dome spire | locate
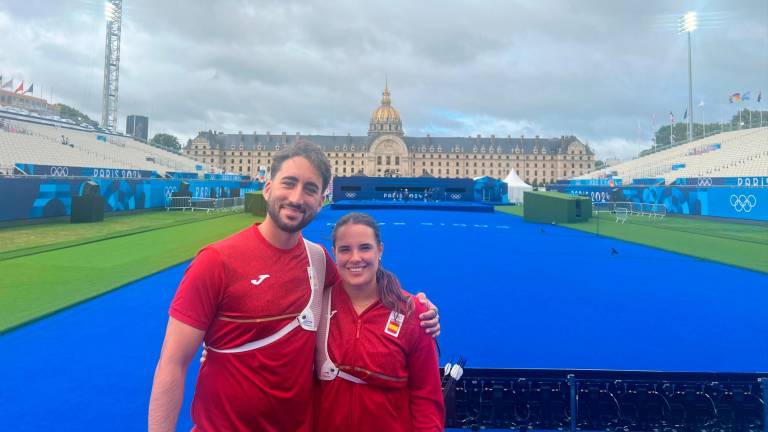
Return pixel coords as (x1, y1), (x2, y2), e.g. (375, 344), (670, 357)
(381, 75), (391, 106)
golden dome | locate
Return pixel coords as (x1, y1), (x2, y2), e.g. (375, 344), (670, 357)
(371, 84), (401, 122)
(369, 82), (403, 136)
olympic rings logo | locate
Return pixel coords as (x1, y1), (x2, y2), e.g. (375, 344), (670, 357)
(344, 192), (357, 198)
(49, 166), (69, 176)
(164, 186), (177, 198)
(729, 194), (757, 213)
(697, 177), (712, 186)
(449, 193), (461, 200)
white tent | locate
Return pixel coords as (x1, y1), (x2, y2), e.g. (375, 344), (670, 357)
(503, 169), (533, 204)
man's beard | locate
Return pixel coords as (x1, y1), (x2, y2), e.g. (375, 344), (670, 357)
(266, 199), (317, 233)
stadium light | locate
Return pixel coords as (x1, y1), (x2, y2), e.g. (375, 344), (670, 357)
(679, 11), (697, 143)
(679, 11), (698, 33)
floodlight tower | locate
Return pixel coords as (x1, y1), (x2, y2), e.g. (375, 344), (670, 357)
(101, 0), (122, 132)
(679, 11), (697, 143)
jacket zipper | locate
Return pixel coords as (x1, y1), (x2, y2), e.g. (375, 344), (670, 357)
(355, 318), (362, 339)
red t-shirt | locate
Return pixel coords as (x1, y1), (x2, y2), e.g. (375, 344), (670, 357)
(170, 223), (338, 432)
(315, 281), (444, 432)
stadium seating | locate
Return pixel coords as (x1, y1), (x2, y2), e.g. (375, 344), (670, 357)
(579, 127), (768, 182)
(0, 118), (204, 175)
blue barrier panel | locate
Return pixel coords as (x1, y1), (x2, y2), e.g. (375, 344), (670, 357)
(631, 178), (665, 185)
(473, 176), (509, 203)
(14, 163), (157, 179)
(165, 171), (199, 179)
(547, 183), (768, 221)
(203, 173), (251, 181)
(672, 176), (768, 187)
(0, 177), (262, 222)
(332, 176), (475, 202)
(555, 178), (623, 187)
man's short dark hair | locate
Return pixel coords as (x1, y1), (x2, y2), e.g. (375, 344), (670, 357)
(270, 139), (332, 192)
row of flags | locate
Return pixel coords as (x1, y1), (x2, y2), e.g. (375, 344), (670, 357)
(665, 91), (763, 123)
(729, 91), (762, 103)
(0, 75), (34, 95)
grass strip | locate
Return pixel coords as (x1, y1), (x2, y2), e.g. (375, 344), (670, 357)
(0, 211), (226, 260)
(0, 212), (259, 333)
(496, 205), (768, 273)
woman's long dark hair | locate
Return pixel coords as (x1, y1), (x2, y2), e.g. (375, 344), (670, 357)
(331, 212), (413, 317)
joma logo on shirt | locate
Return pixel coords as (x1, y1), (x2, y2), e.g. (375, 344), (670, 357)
(250, 275), (270, 286)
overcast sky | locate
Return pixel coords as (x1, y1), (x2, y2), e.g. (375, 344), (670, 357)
(1, 0), (766, 160)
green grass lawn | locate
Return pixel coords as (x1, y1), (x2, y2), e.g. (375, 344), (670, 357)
(0, 210), (228, 261)
(496, 205), (768, 273)
(0, 212), (260, 333)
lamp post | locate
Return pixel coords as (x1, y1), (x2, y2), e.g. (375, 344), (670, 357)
(680, 11), (697, 143)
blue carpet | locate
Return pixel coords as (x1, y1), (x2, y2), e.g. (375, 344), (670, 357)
(331, 199), (494, 212)
(0, 263), (198, 431)
(1, 209), (766, 430)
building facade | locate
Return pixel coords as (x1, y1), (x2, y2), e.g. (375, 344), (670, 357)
(184, 86), (594, 185)
(0, 89), (60, 117)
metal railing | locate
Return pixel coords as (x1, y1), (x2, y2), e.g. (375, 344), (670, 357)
(593, 201), (667, 219)
(165, 196), (244, 213)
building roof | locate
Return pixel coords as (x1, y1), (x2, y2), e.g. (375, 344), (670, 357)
(195, 85), (593, 156)
(199, 131), (591, 155)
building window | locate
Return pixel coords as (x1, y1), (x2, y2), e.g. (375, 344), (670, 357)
(377, 156), (382, 164)
(395, 156), (399, 165)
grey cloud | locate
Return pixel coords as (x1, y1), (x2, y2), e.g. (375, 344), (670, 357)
(0, 0), (765, 161)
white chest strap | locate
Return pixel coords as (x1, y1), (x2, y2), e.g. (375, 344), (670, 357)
(206, 239), (326, 354)
(315, 287), (367, 384)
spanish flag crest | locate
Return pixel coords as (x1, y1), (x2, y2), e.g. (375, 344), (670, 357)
(384, 311), (405, 337)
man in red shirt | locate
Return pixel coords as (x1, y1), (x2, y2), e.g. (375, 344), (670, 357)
(149, 141), (439, 432)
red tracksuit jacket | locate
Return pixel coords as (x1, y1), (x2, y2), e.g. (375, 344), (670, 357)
(315, 281), (444, 432)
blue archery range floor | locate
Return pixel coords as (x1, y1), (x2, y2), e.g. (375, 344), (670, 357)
(1, 208), (766, 431)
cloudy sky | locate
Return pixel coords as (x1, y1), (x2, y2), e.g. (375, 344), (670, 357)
(1, 0), (766, 160)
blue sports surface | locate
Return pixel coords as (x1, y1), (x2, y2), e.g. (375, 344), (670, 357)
(1, 208), (766, 430)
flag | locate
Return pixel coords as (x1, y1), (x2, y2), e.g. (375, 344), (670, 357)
(1, 79), (13, 90)
(758, 91), (763, 103)
(742, 91), (751, 101)
(669, 111), (675, 123)
(24, 84), (34, 95)
(729, 93), (741, 103)
(683, 108), (688, 120)
(14, 81), (24, 94)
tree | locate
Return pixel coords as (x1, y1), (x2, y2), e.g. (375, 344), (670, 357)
(55, 103), (98, 127)
(151, 133), (181, 152)
(595, 160), (605, 169)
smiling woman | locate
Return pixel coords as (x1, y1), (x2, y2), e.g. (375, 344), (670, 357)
(315, 212), (444, 432)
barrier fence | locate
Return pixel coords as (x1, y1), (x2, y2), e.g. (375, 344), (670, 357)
(446, 368), (767, 431)
(593, 201), (667, 219)
(165, 197), (244, 213)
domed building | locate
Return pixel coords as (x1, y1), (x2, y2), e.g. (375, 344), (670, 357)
(185, 84), (594, 185)
(368, 83), (403, 137)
